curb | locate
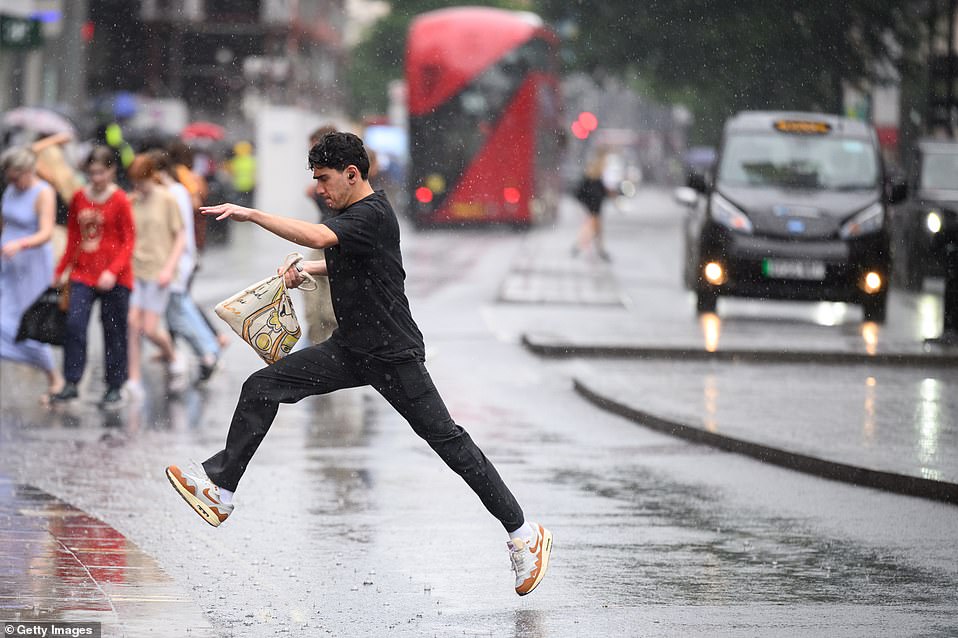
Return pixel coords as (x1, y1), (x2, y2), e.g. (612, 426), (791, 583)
(573, 378), (958, 505)
(523, 334), (958, 367)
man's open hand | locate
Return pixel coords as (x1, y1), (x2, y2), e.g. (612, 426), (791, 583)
(200, 202), (256, 222)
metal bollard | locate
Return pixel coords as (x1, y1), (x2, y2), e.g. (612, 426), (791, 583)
(932, 209), (958, 344)
(943, 234), (958, 338)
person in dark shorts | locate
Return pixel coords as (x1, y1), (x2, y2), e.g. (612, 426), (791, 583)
(165, 132), (551, 596)
(572, 153), (611, 260)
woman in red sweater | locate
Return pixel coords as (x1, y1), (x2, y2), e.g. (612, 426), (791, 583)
(51, 146), (136, 406)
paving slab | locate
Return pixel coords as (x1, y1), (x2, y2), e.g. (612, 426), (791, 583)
(0, 474), (215, 637)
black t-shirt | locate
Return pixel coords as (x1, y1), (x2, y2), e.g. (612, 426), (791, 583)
(322, 190), (425, 362)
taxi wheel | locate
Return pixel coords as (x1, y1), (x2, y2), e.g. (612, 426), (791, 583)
(696, 289), (718, 314)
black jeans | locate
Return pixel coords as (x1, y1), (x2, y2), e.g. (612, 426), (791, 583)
(203, 339), (524, 531)
(63, 282), (130, 388)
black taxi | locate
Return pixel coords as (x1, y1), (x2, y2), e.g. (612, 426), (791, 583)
(679, 111), (893, 322)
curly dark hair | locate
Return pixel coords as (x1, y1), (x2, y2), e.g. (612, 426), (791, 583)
(308, 132), (370, 180)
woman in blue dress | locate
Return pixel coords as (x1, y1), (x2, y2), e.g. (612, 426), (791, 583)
(1, 146), (63, 399)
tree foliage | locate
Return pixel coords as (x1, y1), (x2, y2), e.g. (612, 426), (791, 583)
(352, 1), (928, 143)
(536, 0), (927, 142)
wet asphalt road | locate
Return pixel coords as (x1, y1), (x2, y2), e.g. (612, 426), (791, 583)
(2, 188), (957, 637)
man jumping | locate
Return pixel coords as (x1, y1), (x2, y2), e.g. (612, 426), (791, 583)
(165, 132), (551, 596)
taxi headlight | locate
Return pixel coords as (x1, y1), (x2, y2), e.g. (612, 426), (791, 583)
(710, 193), (753, 233)
(839, 202), (884, 239)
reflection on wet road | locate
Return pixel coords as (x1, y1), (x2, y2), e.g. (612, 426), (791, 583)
(0, 475), (214, 636)
(587, 360), (958, 483)
(554, 465), (952, 606)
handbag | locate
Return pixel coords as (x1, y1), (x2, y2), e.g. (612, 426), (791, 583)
(16, 285), (69, 346)
(214, 253), (317, 365)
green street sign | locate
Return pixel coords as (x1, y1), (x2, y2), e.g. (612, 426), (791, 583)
(1, 14), (43, 50)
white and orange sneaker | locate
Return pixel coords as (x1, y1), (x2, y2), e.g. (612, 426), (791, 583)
(165, 465), (233, 527)
(508, 521), (552, 596)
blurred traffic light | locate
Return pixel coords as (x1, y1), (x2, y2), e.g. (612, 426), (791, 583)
(415, 186), (433, 203)
(571, 111), (598, 139)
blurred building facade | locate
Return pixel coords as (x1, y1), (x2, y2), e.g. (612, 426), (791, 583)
(925, 0), (958, 138)
(1, 0), (347, 128)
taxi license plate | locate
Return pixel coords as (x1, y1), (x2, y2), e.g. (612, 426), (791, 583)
(762, 259), (826, 280)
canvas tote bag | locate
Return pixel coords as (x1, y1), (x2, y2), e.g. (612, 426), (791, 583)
(214, 253), (317, 364)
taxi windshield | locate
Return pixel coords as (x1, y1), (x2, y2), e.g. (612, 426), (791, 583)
(719, 133), (879, 190)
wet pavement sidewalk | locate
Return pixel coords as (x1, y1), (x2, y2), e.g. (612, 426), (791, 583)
(502, 189), (958, 501)
(0, 474), (214, 637)
(1, 189), (957, 636)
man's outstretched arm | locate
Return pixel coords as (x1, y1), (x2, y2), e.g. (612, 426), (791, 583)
(200, 202), (339, 250)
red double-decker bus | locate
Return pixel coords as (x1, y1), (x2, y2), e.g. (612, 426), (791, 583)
(405, 7), (563, 227)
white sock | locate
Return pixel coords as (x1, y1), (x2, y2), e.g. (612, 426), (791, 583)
(508, 522), (536, 542)
(218, 487), (234, 504)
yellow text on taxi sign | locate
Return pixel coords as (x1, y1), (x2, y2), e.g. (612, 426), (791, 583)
(773, 120), (832, 135)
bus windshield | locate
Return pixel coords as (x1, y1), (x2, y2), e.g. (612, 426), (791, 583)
(719, 133), (879, 190)
(410, 38), (551, 183)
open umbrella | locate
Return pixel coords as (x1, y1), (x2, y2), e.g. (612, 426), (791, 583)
(181, 121), (225, 141)
(2, 106), (77, 137)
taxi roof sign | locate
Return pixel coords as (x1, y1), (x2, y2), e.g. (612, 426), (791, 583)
(774, 120), (832, 135)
